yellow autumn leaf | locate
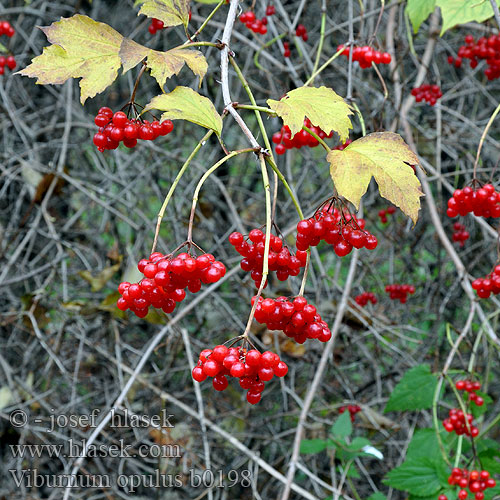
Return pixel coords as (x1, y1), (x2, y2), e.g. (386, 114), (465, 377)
(267, 86), (353, 141)
(17, 15), (123, 104)
(144, 86), (222, 135)
(136, 0), (190, 28)
(120, 39), (207, 89)
(327, 132), (423, 225)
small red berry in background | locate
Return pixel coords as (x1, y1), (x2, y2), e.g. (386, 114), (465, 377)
(265, 5), (276, 16)
(446, 184), (500, 218)
(378, 205), (396, 224)
(385, 284), (415, 303)
(295, 24), (308, 42)
(355, 292), (377, 307)
(283, 41), (291, 58)
(337, 44), (391, 68)
(452, 222), (469, 247)
(410, 84), (442, 106)
(239, 11), (268, 35)
(0, 20), (15, 37)
(339, 404), (362, 422)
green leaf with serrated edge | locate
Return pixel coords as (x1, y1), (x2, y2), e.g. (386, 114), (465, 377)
(330, 411), (352, 438)
(407, 428), (454, 460)
(436, 0), (500, 35)
(120, 38), (207, 88)
(406, 0), (436, 33)
(384, 364), (438, 412)
(144, 86), (222, 136)
(267, 86), (353, 141)
(136, 0), (190, 28)
(383, 458), (442, 497)
(299, 439), (327, 454)
(327, 132), (423, 225)
(367, 492), (387, 500)
(0, 42), (7, 53)
(16, 15), (123, 104)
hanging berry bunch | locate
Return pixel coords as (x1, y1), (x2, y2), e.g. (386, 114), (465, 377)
(296, 199), (378, 256)
(442, 408), (478, 437)
(471, 264), (500, 299)
(0, 20), (16, 75)
(295, 24), (308, 42)
(354, 291), (377, 307)
(378, 205), (396, 224)
(452, 222), (470, 247)
(446, 184), (500, 218)
(239, 11), (268, 35)
(337, 44), (391, 68)
(411, 84), (443, 106)
(339, 404), (362, 422)
(455, 379), (484, 406)
(385, 284), (415, 303)
(272, 118), (333, 155)
(441, 468), (496, 500)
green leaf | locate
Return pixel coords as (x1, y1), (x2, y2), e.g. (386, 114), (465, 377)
(328, 132), (423, 225)
(385, 364), (438, 412)
(120, 38), (207, 89)
(17, 14), (123, 104)
(406, 0), (436, 33)
(436, 0), (500, 35)
(136, 0), (191, 29)
(144, 86), (222, 136)
(347, 437), (371, 451)
(367, 493), (387, 500)
(300, 439), (327, 454)
(330, 411), (352, 438)
(383, 458), (443, 497)
(0, 42), (7, 53)
(267, 86), (353, 142)
(407, 428), (452, 460)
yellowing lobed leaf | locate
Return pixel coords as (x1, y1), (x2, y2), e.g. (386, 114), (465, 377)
(144, 86), (222, 136)
(327, 132), (423, 225)
(406, 0), (436, 33)
(119, 38), (207, 89)
(436, 0), (500, 35)
(267, 86), (353, 142)
(136, 0), (191, 28)
(17, 15), (123, 104)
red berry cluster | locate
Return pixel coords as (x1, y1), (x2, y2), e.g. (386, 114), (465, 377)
(92, 108), (174, 152)
(272, 118), (333, 155)
(442, 468), (496, 500)
(471, 265), (500, 299)
(295, 24), (308, 42)
(355, 292), (377, 307)
(229, 229), (307, 287)
(296, 206), (378, 256)
(333, 139), (353, 151)
(448, 33), (500, 80)
(265, 5), (276, 16)
(0, 54), (16, 75)
(455, 380), (484, 406)
(192, 345), (288, 404)
(446, 184), (500, 218)
(148, 18), (166, 35)
(283, 41), (291, 58)
(239, 11), (268, 35)
(385, 284), (415, 303)
(253, 295), (332, 344)
(452, 222), (470, 247)
(117, 251), (226, 317)
(442, 408), (478, 437)
(410, 84), (443, 106)
(0, 20), (15, 37)
(339, 404), (362, 422)
(337, 44), (391, 68)
(378, 205), (396, 224)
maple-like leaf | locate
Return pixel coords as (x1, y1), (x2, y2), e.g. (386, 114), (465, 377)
(17, 15), (123, 104)
(119, 38), (207, 89)
(267, 86), (353, 142)
(406, 0), (436, 33)
(136, 0), (191, 28)
(436, 0), (500, 35)
(327, 132), (423, 225)
(144, 86), (222, 136)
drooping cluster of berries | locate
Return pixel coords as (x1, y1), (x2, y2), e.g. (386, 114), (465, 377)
(471, 265), (500, 299)
(117, 251), (226, 317)
(253, 295), (332, 344)
(239, 11), (268, 35)
(439, 468), (496, 500)
(378, 205), (396, 224)
(0, 55), (16, 75)
(0, 20), (15, 38)
(442, 408), (478, 437)
(385, 284), (415, 303)
(446, 184), (500, 218)
(339, 404), (362, 422)
(229, 229), (307, 288)
(272, 118), (334, 155)
(455, 379), (484, 406)
(337, 44), (392, 68)
(410, 84), (443, 106)
(295, 24), (308, 42)
(296, 205), (378, 256)
(283, 41), (291, 58)
(452, 222), (470, 247)
(148, 18), (166, 35)
(354, 292), (377, 307)
(448, 33), (500, 80)
(192, 345), (288, 404)
(92, 108), (174, 152)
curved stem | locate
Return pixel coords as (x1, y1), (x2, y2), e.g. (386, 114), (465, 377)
(472, 102), (500, 179)
(304, 46), (344, 87)
(309, 0), (327, 83)
(189, 0), (226, 40)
